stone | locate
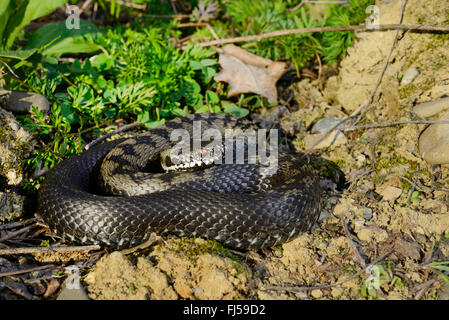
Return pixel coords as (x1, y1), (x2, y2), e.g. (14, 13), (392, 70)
(401, 68), (420, 86)
(0, 89), (49, 114)
(311, 117), (344, 134)
(378, 185), (402, 202)
(363, 208), (373, 221)
(419, 112), (449, 164)
(413, 96), (449, 118)
(303, 130), (347, 149)
(0, 108), (36, 221)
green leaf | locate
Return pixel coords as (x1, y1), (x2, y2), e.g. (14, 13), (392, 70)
(200, 59), (217, 67)
(205, 90), (219, 105)
(223, 103), (249, 118)
(3, 0), (68, 49)
(0, 0), (13, 43)
(189, 61), (203, 70)
(26, 20), (100, 57)
(60, 103), (78, 124)
(143, 119), (165, 130)
(0, 48), (37, 60)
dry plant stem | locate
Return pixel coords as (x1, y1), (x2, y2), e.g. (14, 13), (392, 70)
(344, 120), (449, 132)
(0, 225), (37, 243)
(0, 244), (101, 256)
(265, 251), (393, 293)
(0, 264), (56, 277)
(195, 23), (445, 48)
(344, 219), (367, 268)
(0, 218), (38, 231)
(176, 22), (208, 28)
(144, 13), (190, 20)
(84, 122), (144, 150)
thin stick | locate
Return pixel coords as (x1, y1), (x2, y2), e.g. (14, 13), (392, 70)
(194, 23), (447, 48)
(84, 122), (144, 150)
(0, 264), (55, 277)
(0, 225), (37, 243)
(343, 219), (367, 268)
(344, 120), (449, 132)
(176, 22), (207, 28)
(0, 218), (38, 231)
(0, 245), (101, 256)
(144, 13), (190, 19)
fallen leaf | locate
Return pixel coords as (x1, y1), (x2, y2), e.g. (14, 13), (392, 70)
(214, 44), (287, 104)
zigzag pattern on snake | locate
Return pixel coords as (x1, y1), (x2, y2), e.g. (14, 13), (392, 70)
(38, 113), (322, 250)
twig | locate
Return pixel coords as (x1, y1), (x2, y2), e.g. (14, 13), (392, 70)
(0, 264), (56, 277)
(0, 244), (101, 256)
(343, 219), (367, 268)
(104, 0), (146, 10)
(194, 23), (446, 48)
(413, 278), (438, 300)
(343, 120), (449, 132)
(84, 122), (144, 150)
(0, 218), (38, 231)
(144, 13), (190, 20)
(264, 251), (393, 293)
(176, 22), (208, 28)
(287, 1), (304, 12)
(0, 225), (37, 243)
(120, 234), (158, 255)
(206, 23), (220, 41)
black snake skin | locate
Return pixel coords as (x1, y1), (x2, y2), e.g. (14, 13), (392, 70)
(38, 113), (322, 250)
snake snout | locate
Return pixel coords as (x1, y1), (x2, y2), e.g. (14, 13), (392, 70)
(160, 141), (224, 172)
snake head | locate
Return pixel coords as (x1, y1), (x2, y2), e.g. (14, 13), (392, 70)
(160, 140), (224, 172)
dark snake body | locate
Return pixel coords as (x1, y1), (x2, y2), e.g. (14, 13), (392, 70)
(38, 113), (321, 250)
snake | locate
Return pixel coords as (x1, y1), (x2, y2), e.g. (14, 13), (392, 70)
(38, 113), (322, 250)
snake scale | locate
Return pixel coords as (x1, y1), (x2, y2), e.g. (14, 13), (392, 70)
(38, 113), (322, 250)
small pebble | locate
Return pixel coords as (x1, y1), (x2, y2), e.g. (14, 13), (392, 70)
(413, 96), (449, 118)
(401, 67), (419, 86)
(303, 130), (347, 149)
(363, 208), (373, 221)
(0, 89), (49, 114)
(419, 112), (449, 164)
(378, 186), (402, 202)
(311, 117), (344, 134)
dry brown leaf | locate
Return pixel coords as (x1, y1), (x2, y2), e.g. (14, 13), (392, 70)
(214, 44), (287, 104)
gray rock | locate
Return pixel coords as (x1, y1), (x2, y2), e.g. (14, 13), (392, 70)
(0, 191), (25, 222)
(303, 130), (347, 149)
(0, 108), (36, 221)
(401, 67), (420, 86)
(311, 117), (344, 134)
(363, 208), (373, 221)
(413, 96), (449, 118)
(0, 89), (49, 114)
(419, 112), (449, 165)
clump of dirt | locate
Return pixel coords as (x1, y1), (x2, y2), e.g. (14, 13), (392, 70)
(81, 0), (449, 300)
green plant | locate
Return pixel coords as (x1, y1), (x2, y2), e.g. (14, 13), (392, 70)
(426, 261), (449, 284)
(189, 0), (374, 73)
(361, 262), (402, 299)
(0, 0), (67, 50)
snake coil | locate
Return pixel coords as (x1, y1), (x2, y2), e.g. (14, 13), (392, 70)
(38, 113), (321, 249)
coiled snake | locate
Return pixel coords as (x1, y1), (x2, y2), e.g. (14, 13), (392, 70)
(38, 113), (321, 250)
